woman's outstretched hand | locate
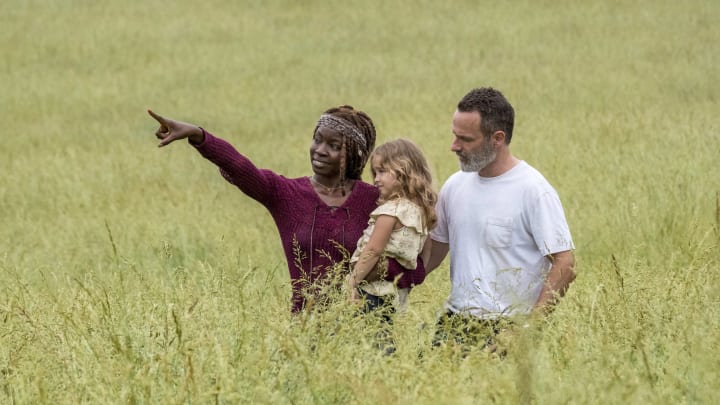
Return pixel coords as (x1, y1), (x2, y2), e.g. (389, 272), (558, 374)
(148, 109), (205, 147)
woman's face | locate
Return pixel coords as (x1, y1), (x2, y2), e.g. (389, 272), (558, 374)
(310, 126), (344, 178)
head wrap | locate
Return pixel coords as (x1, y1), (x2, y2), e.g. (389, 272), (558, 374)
(316, 114), (367, 156)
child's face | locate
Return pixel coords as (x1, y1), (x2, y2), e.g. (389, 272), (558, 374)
(371, 156), (400, 199)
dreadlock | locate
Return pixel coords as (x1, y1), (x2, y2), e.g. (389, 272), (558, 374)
(316, 105), (376, 187)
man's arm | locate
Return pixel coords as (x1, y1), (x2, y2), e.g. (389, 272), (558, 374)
(424, 239), (449, 275)
(533, 250), (576, 314)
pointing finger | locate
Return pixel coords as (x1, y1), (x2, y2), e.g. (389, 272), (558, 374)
(147, 109), (166, 124)
(149, 109), (171, 137)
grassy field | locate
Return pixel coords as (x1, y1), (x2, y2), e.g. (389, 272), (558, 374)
(1, 0), (719, 403)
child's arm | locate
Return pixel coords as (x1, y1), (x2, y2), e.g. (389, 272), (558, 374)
(347, 215), (398, 295)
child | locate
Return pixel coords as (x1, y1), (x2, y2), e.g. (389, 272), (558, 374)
(347, 138), (437, 316)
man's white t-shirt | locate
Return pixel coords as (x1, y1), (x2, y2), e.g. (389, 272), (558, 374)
(431, 161), (574, 319)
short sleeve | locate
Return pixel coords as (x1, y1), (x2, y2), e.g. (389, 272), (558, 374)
(371, 199), (426, 234)
(430, 186), (449, 243)
(529, 191), (574, 256)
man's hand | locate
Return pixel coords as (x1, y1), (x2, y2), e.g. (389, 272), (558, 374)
(533, 250), (576, 314)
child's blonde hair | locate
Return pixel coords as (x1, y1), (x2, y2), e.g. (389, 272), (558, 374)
(370, 139), (437, 230)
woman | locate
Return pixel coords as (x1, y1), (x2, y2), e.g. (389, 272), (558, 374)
(148, 106), (424, 313)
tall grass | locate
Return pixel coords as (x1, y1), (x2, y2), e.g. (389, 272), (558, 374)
(1, 0), (719, 403)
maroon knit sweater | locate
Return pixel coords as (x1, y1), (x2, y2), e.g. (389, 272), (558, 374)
(194, 131), (425, 312)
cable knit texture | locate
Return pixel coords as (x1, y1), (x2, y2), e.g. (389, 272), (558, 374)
(193, 131), (424, 312)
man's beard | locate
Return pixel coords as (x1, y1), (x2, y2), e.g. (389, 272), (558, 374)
(458, 141), (496, 172)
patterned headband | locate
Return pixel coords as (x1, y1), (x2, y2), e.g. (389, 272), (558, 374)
(317, 114), (367, 155)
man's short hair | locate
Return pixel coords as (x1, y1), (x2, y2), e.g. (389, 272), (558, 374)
(457, 87), (515, 144)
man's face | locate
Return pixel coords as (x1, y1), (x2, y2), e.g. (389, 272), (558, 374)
(451, 110), (496, 172)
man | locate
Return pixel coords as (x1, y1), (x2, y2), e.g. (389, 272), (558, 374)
(426, 87), (576, 349)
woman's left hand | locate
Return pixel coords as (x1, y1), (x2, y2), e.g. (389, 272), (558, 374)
(148, 109), (205, 147)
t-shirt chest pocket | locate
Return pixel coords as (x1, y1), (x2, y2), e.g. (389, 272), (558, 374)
(485, 216), (513, 248)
